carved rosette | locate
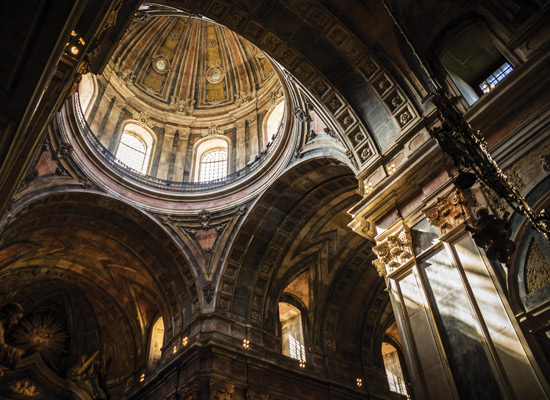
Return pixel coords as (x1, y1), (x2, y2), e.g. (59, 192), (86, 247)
(210, 379), (235, 400)
(373, 226), (413, 277)
(423, 189), (472, 236)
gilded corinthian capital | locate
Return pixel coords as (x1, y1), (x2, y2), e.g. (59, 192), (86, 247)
(423, 189), (473, 236)
(373, 224), (413, 277)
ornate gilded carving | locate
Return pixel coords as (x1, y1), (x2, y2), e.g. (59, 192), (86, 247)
(246, 389), (269, 400)
(210, 379), (235, 400)
(180, 379), (201, 400)
(373, 226), (413, 277)
(525, 238), (550, 293)
(9, 379), (40, 397)
(424, 190), (473, 236)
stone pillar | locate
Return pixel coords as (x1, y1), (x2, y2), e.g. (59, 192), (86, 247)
(172, 129), (190, 182)
(373, 222), (457, 400)
(248, 116), (259, 160)
(157, 130), (176, 180)
(235, 121), (246, 170)
(420, 188), (549, 399)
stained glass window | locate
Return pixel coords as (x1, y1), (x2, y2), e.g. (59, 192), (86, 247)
(199, 149), (227, 182)
(116, 133), (147, 172)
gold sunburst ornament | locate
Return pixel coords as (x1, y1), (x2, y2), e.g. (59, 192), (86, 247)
(12, 312), (69, 367)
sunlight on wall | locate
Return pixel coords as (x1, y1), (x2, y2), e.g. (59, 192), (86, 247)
(148, 317), (164, 370)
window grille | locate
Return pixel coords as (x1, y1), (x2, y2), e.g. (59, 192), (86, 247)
(116, 133), (147, 172)
(289, 334), (305, 361)
(386, 369), (408, 395)
(199, 149), (227, 181)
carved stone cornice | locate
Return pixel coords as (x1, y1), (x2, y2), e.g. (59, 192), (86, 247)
(373, 225), (413, 277)
(209, 379), (234, 400)
(423, 189), (473, 236)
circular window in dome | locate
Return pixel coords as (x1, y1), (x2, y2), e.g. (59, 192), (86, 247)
(74, 14), (289, 202)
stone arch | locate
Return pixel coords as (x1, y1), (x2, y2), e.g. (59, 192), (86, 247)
(216, 156), (368, 333)
(0, 190), (200, 336)
(153, 1), (417, 153)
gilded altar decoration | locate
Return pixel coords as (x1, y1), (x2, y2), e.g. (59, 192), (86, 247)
(424, 189), (473, 235)
(9, 379), (40, 397)
(373, 226), (413, 277)
(12, 312), (68, 368)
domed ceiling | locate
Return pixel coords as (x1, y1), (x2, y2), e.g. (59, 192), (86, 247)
(114, 16), (277, 110)
(77, 14), (286, 189)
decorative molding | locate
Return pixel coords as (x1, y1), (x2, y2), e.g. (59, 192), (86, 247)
(52, 143), (73, 160)
(204, 280), (214, 303)
(373, 225), (413, 277)
(199, 209), (212, 230)
(209, 379), (235, 400)
(293, 108), (311, 123)
(246, 389), (269, 400)
(180, 379), (201, 400)
(423, 189), (473, 236)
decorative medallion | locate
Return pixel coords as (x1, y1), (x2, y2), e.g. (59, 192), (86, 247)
(206, 66), (224, 84)
(152, 57), (169, 74)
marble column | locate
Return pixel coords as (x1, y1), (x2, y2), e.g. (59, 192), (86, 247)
(157, 130), (176, 180)
(172, 129), (190, 182)
(421, 188), (549, 399)
(235, 121), (246, 170)
(373, 222), (457, 400)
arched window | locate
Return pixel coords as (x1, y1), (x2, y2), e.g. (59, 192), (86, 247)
(78, 73), (97, 117)
(436, 21), (515, 105)
(279, 302), (306, 362)
(192, 136), (230, 182)
(199, 149), (228, 182)
(116, 133), (147, 172)
(114, 123), (155, 174)
(264, 100), (285, 144)
(382, 342), (409, 396)
(147, 317), (164, 370)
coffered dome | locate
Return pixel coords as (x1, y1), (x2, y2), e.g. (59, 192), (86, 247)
(76, 14), (288, 200)
(113, 16), (279, 112)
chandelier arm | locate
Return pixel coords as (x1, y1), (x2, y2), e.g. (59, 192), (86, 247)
(429, 91), (550, 242)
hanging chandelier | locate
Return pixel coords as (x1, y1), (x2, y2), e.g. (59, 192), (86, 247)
(429, 90), (550, 243)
